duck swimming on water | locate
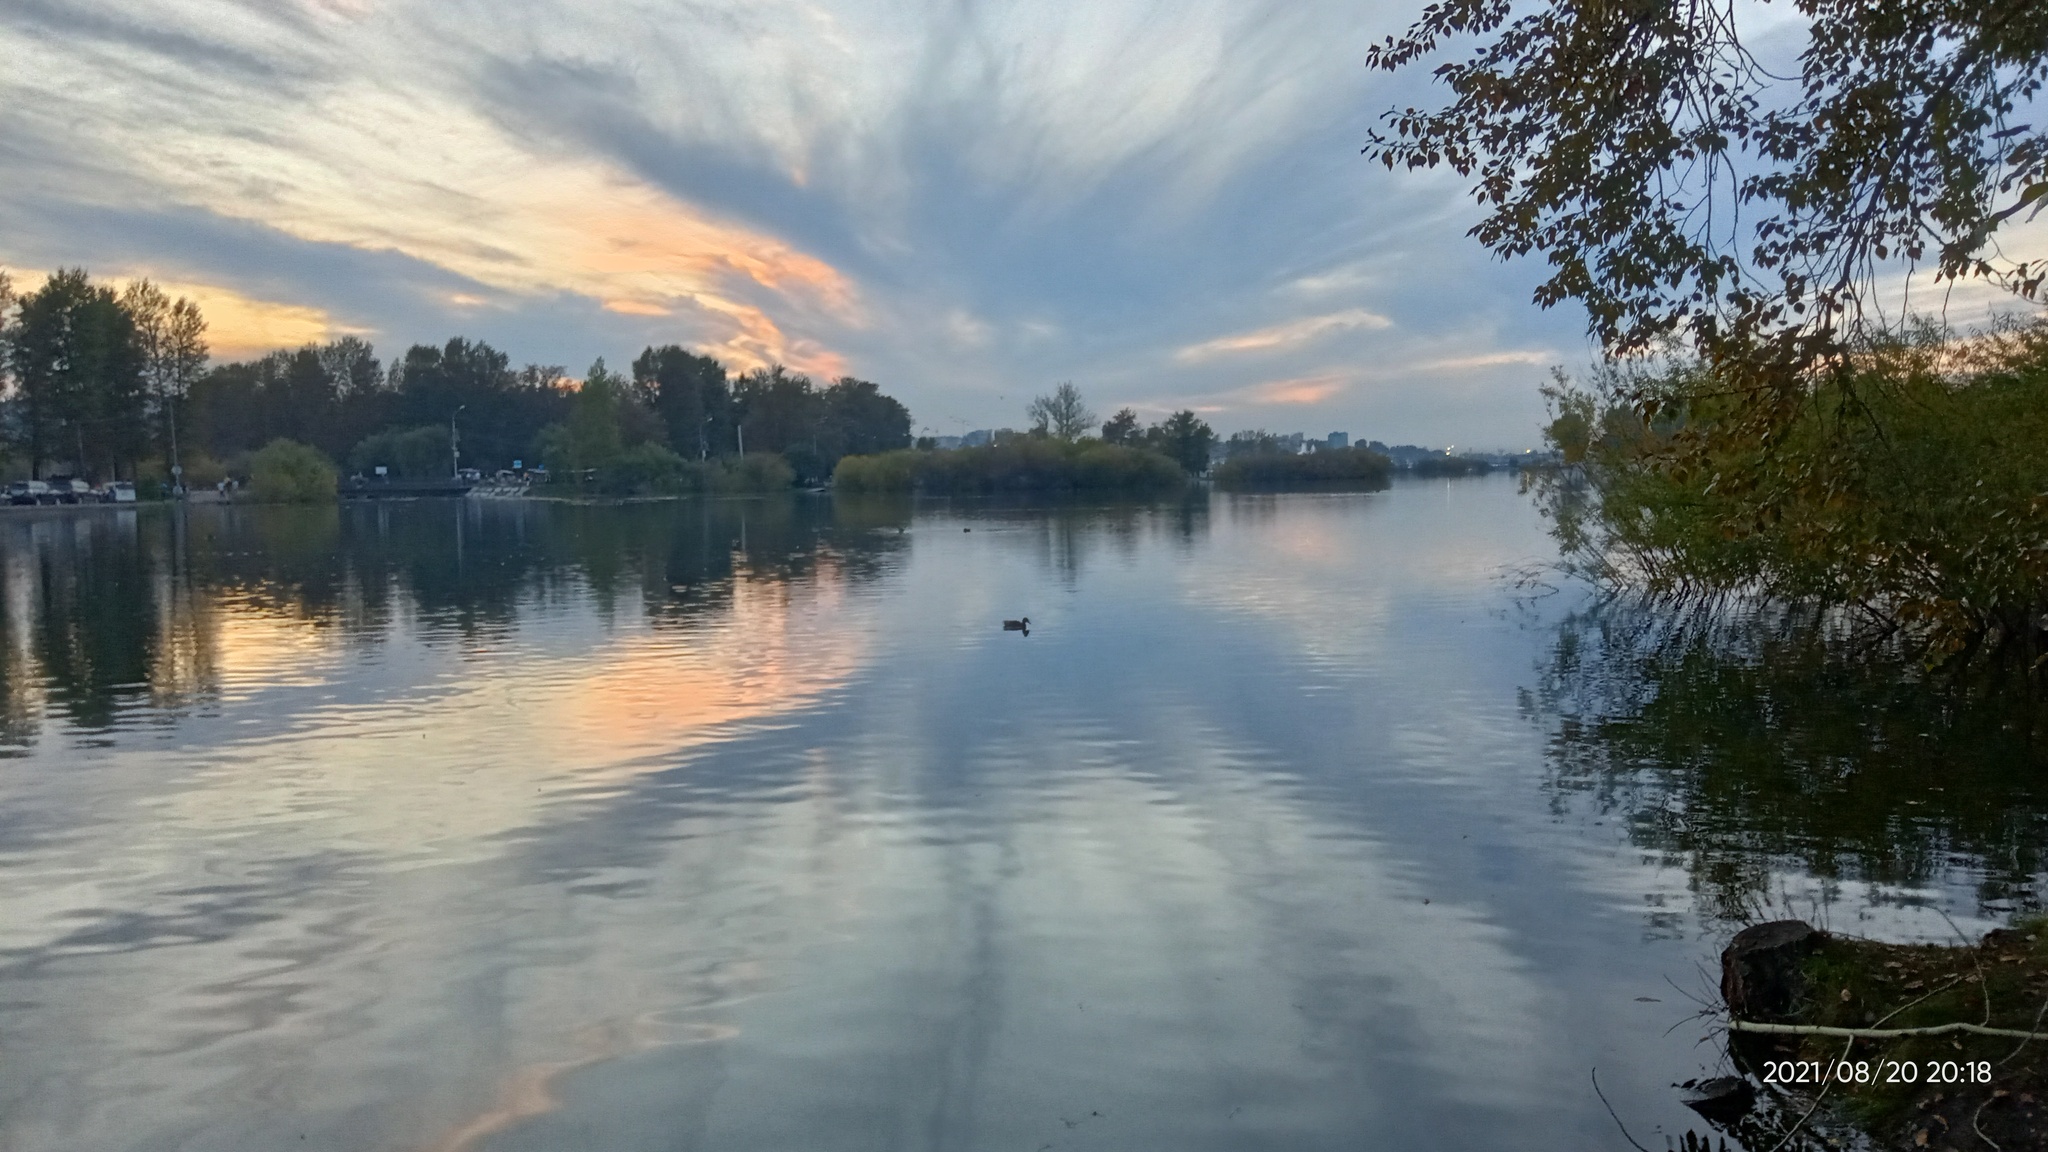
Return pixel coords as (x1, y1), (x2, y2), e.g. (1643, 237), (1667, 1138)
(1003, 617), (1030, 632)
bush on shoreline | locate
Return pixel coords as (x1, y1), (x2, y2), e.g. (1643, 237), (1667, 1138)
(248, 439), (338, 503)
(1535, 321), (2048, 664)
(552, 448), (796, 497)
(1213, 446), (1392, 489)
(834, 440), (1187, 494)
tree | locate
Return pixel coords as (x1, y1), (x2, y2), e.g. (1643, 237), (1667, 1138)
(632, 345), (729, 460)
(318, 337), (379, 399)
(1222, 429), (1283, 459)
(1027, 382), (1094, 441)
(821, 376), (912, 458)
(564, 358), (626, 470)
(7, 269), (146, 478)
(0, 270), (14, 436)
(1100, 407), (1140, 445)
(393, 338), (567, 469)
(1148, 410), (1216, 474)
(733, 364), (823, 454)
(1363, 0), (2048, 393)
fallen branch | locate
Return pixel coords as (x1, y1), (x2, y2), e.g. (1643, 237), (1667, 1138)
(1729, 1019), (2048, 1041)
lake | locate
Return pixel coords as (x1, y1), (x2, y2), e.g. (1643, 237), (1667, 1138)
(2, 476), (2041, 1151)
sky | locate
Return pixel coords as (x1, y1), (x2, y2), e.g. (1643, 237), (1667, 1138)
(0, 0), (1742, 448)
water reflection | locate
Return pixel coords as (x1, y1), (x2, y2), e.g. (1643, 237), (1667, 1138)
(2, 483), (2042, 1152)
(0, 498), (917, 748)
(1530, 605), (2048, 921)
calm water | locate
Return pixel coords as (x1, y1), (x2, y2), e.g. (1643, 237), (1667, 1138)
(2, 477), (2042, 1151)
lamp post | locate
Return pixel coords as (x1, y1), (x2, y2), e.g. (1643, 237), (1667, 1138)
(451, 404), (466, 478)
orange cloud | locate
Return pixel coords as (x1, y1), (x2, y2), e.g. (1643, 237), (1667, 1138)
(161, 279), (360, 360)
(1175, 309), (1391, 362)
(98, 89), (861, 374)
(1233, 374), (1346, 405)
(6, 268), (355, 361)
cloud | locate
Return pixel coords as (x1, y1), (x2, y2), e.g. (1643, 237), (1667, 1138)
(1174, 309), (1394, 363)
(0, 0), (1603, 444)
(160, 279), (361, 359)
(1409, 350), (1559, 373)
(6, 266), (357, 361)
(1228, 374), (1347, 406)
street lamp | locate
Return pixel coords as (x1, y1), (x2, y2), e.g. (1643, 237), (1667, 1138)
(451, 404), (466, 479)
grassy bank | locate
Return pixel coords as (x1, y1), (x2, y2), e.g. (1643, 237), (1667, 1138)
(1726, 924), (2048, 1150)
(834, 440), (1186, 494)
(1213, 446), (1391, 489)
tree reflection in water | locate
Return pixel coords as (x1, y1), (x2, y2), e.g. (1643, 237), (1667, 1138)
(0, 497), (919, 751)
(1528, 603), (2048, 922)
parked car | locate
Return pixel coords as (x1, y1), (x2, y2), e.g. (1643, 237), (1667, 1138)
(45, 476), (91, 504)
(7, 480), (49, 505)
(102, 481), (137, 504)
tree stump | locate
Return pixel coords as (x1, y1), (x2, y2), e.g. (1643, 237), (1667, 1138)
(1721, 920), (1823, 1021)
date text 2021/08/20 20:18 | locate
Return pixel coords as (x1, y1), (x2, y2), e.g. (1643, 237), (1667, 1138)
(1761, 1060), (1997, 1087)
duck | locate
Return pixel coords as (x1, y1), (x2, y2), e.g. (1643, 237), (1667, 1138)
(1003, 617), (1030, 631)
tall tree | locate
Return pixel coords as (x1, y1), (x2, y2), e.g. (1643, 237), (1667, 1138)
(632, 345), (729, 460)
(0, 271), (15, 459)
(316, 337), (389, 460)
(1027, 382), (1094, 441)
(1100, 407), (1140, 445)
(732, 365), (821, 454)
(1147, 410), (1216, 475)
(394, 338), (566, 469)
(7, 270), (146, 478)
(820, 376), (912, 458)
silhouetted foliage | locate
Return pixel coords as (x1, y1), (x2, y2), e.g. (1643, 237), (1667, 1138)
(1364, 0), (2048, 379)
(632, 345), (729, 461)
(1100, 407), (1141, 445)
(5, 269), (148, 478)
(189, 340), (400, 465)
(392, 338), (570, 470)
(1533, 321), (2048, 663)
(1213, 446), (1391, 489)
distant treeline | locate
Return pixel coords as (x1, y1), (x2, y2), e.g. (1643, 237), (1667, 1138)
(836, 439), (1187, 494)
(1212, 446), (1390, 488)
(0, 265), (1487, 502)
(0, 267), (910, 492)
(840, 387), (1218, 493)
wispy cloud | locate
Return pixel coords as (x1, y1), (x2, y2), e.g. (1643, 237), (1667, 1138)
(1230, 374), (1347, 405)
(6, 267), (356, 360)
(1174, 309), (1392, 363)
(1409, 350), (1558, 372)
(0, 0), (1606, 444)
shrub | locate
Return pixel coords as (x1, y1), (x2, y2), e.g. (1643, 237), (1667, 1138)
(349, 425), (450, 479)
(833, 450), (920, 493)
(248, 439), (338, 503)
(1214, 446), (1393, 488)
(601, 442), (688, 495)
(832, 440), (1186, 493)
(716, 452), (796, 493)
(1536, 320), (2048, 662)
